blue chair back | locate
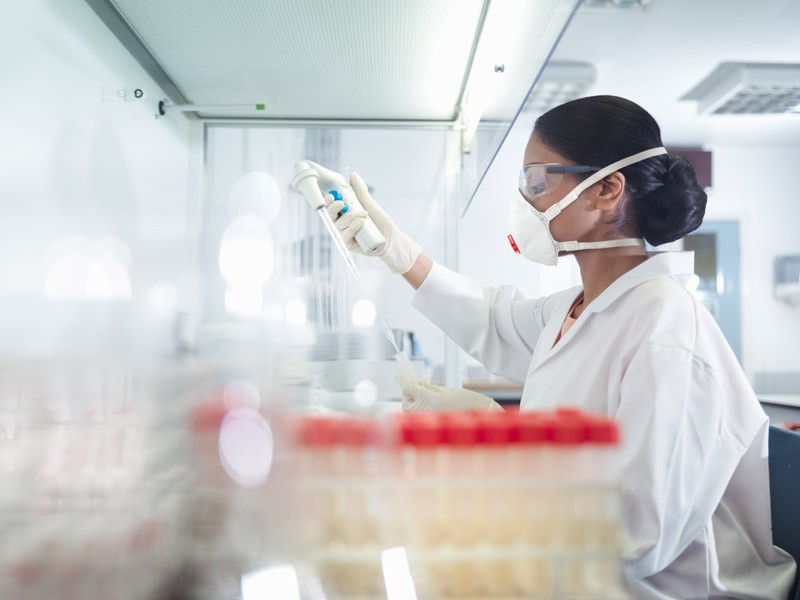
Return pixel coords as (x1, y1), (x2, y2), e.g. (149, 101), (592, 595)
(769, 425), (800, 600)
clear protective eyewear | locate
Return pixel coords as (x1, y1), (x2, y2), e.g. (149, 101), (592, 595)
(518, 163), (600, 204)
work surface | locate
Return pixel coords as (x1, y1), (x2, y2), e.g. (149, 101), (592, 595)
(466, 381), (800, 425)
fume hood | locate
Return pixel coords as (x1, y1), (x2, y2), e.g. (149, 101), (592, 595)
(1, 3), (593, 597)
(86, 0), (581, 177)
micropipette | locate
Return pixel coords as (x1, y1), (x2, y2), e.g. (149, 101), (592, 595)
(291, 160), (416, 381)
(291, 160), (386, 254)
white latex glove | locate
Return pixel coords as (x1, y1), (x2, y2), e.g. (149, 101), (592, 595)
(325, 171), (422, 274)
(396, 372), (504, 413)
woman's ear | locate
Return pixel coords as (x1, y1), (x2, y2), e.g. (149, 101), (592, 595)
(594, 171), (626, 211)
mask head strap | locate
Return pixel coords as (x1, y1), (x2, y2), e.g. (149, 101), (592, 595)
(542, 147), (668, 221)
(556, 238), (646, 252)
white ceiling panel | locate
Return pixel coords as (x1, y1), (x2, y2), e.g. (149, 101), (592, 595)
(108, 0), (488, 120)
(549, 0), (800, 145)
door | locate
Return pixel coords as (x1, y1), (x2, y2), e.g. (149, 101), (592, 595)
(683, 220), (742, 363)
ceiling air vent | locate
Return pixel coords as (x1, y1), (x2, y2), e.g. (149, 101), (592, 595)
(522, 62), (596, 115)
(579, 0), (655, 12)
(681, 63), (800, 115)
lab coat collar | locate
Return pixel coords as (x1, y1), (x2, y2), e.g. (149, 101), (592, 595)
(582, 251), (695, 316)
(535, 252), (695, 367)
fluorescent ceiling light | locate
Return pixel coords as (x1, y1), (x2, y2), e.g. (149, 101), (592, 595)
(580, 0), (656, 12)
(681, 63), (800, 115)
(522, 61), (596, 115)
(459, 0), (529, 152)
(455, 1), (580, 152)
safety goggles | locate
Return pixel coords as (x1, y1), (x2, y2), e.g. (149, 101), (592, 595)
(518, 163), (601, 204)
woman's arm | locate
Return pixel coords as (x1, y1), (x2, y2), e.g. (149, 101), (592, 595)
(402, 253), (433, 290)
(410, 261), (550, 383)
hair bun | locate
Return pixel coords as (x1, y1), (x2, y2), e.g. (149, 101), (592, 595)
(635, 155), (707, 246)
(665, 155), (698, 188)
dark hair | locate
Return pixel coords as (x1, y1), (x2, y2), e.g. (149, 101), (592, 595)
(533, 95), (706, 246)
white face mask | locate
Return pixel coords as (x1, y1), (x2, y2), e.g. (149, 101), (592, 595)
(508, 147), (668, 266)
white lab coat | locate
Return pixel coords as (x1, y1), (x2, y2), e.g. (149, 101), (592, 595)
(412, 252), (796, 599)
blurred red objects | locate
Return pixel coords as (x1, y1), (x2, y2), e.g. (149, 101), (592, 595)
(191, 396), (228, 432)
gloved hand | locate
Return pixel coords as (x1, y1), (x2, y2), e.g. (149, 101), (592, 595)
(396, 372), (504, 412)
(325, 171), (422, 274)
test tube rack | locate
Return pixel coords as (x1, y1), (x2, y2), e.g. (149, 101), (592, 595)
(289, 409), (627, 600)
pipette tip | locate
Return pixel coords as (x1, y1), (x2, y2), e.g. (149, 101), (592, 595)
(394, 352), (416, 385)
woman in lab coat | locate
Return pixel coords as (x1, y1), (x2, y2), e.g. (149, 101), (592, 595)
(325, 95), (796, 598)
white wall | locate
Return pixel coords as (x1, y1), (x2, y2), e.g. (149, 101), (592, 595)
(707, 143), (800, 380)
(0, 0), (202, 359)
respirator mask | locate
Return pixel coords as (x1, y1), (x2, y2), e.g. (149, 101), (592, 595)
(508, 147), (667, 266)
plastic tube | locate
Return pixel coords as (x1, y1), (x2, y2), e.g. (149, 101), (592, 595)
(394, 352), (415, 382)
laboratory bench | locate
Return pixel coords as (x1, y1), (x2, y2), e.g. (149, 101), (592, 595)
(760, 395), (800, 426)
(465, 381), (800, 424)
(464, 380), (523, 407)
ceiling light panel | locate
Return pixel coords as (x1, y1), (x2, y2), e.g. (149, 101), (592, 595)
(521, 61), (596, 115)
(682, 63), (800, 115)
(714, 85), (800, 115)
(579, 0), (656, 13)
(108, 0), (486, 120)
